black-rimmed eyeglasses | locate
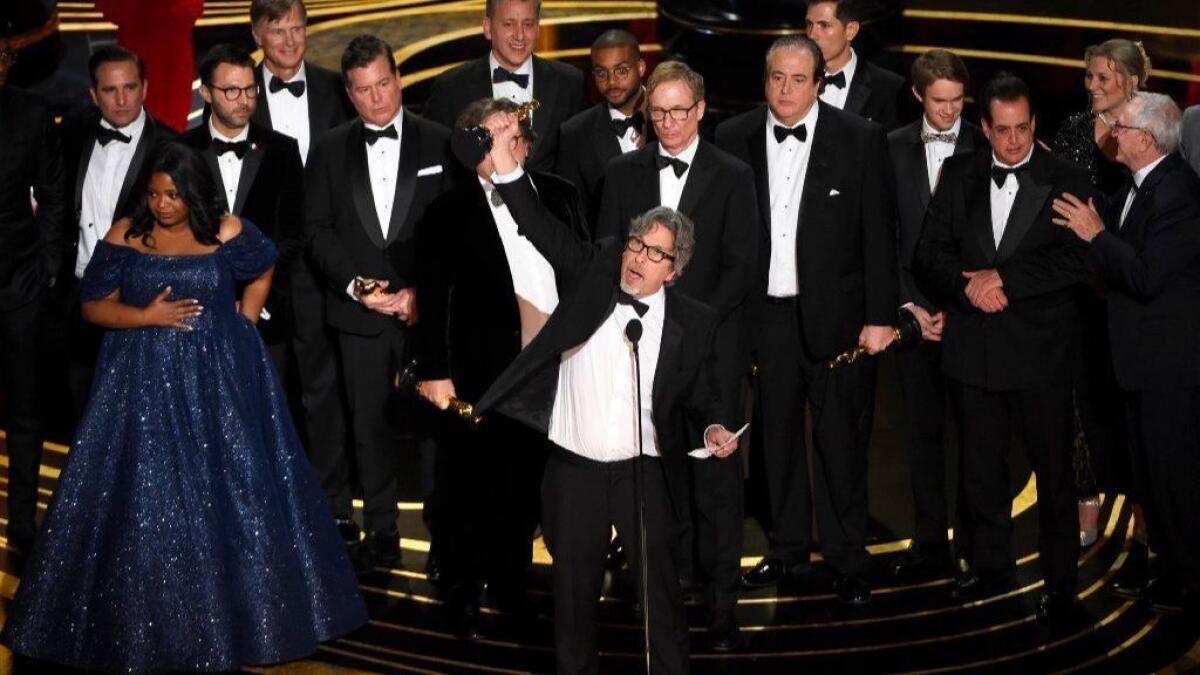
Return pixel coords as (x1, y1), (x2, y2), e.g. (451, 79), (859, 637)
(626, 236), (675, 263)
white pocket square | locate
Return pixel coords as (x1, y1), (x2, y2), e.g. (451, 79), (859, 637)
(829, 188), (841, 196)
(417, 165), (443, 177)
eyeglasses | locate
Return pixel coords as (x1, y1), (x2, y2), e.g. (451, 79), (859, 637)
(1110, 121), (1155, 141)
(210, 84), (259, 101)
(0, 48), (17, 66)
(592, 64), (634, 82)
(648, 101), (699, 122)
(626, 236), (675, 263)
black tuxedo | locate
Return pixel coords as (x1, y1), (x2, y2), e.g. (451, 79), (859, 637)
(714, 103), (896, 578)
(478, 172), (736, 673)
(555, 101), (652, 232)
(415, 169), (587, 606)
(0, 86), (64, 550)
(595, 136), (757, 618)
(423, 55), (586, 172)
(1086, 153), (1200, 591)
(305, 110), (454, 534)
(886, 118), (984, 549)
(836, 58), (905, 131)
(179, 123), (304, 346)
(915, 145), (1091, 593)
(251, 62), (353, 148)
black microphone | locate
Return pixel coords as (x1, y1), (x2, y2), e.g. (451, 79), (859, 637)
(625, 318), (643, 349)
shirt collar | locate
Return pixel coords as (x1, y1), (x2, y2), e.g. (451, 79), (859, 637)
(660, 134), (700, 164)
(263, 61), (307, 87)
(637, 285), (666, 316)
(364, 108), (405, 137)
(828, 48), (858, 83)
(208, 118), (250, 143)
(992, 144), (1034, 170)
(489, 52), (533, 77)
(766, 102), (818, 141)
(1133, 154), (1167, 187)
(100, 106), (147, 138)
(921, 114), (961, 139)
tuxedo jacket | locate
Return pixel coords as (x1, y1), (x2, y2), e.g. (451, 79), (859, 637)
(251, 62), (354, 140)
(0, 86), (65, 310)
(840, 59), (905, 131)
(1087, 153), (1200, 391)
(60, 106), (176, 280)
(594, 139), (759, 321)
(416, 168), (588, 401)
(180, 123), (304, 344)
(888, 118), (986, 311)
(915, 146), (1093, 391)
(714, 103), (897, 359)
(476, 172), (738, 520)
(423, 55), (586, 172)
(305, 110), (454, 336)
(1181, 105), (1200, 179)
(555, 102), (652, 233)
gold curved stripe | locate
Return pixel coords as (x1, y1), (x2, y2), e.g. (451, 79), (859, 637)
(902, 9), (1200, 40)
(1053, 614), (1160, 674)
(898, 45), (1200, 84)
(59, 0), (441, 32)
(404, 43), (663, 87)
(657, 4), (803, 37)
(330, 638), (531, 675)
(318, 643), (470, 675)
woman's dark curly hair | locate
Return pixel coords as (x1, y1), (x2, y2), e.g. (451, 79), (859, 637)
(127, 143), (225, 247)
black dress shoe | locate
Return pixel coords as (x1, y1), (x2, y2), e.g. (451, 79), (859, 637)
(1110, 544), (1151, 599)
(1146, 577), (1193, 614)
(952, 566), (1011, 601)
(708, 615), (742, 652)
(334, 518), (362, 546)
(1035, 590), (1079, 622)
(891, 541), (951, 578)
(425, 550), (443, 587)
(741, 557), (811, 589)
(445, 590), (483, 641)
(361, 531), (401, 570)
(833, 574), (871, 606)
(605, 536), (627, 571)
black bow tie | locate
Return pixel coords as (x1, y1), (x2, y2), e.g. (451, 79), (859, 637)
(610, 111), (644, 137)
(364, 124), (398, 146)
(773, 123), (807, 144)
(990, 164), (1029, 188)
(655, 154), (689, 178)
(268, 77), (305, 97)
(617, 290), (649, 317)
(492, 67), (529, 89)
(212, 139), (250, 159)
(824, 70), (847, 90)
(95, 124), (131, 146)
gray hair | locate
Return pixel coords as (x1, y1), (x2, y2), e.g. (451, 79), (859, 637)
(1130, 91), (1181, 155)
(628, 206), (695, 277)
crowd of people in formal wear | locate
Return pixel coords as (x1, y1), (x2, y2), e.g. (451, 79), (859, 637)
(0, 0), (1198, 671)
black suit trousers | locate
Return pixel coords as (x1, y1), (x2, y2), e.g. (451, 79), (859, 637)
(1124, 387), (1200, 593)
(542, 448), (689, 675)
(338, 321), (406, 534)
(951, 379), (1078, 593)
(1, 296), (44, 546)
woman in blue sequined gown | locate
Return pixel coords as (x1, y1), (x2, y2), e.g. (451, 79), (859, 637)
(1, 144), (367, 672)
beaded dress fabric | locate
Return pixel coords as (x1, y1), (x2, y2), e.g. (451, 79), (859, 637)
(1, 222), (366, 672)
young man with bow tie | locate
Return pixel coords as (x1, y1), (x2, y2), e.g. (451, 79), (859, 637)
(423, 0), (586, 172)
(715, 35), (895, 610)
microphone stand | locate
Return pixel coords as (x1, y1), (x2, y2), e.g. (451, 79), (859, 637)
(625, 318), (651, 674)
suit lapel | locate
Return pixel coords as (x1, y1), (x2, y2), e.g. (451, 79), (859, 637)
(74, 125), (97, 218)
(677, 141), (718, 217)
(652, 295), (683, 412)
(903, 126), (932, 207)
(347, 122), (387, 248)
(116, 117), (155, 214)
(746, 109), (770, 236)
(305, 61), (333, 137)
(233, 126), (265, 215)
(385, 111), (421, 245)
(966, 156), (997, 263)
(193, 132), (230, 212)
(995, 151), (1052, 263)
(843, 64), (871, 117)
(798, 105), (835, 235)
(252, 66), (273, 129)
(591, 104), (623, 166)
(530, 57), (557, 147)
(640, 145), (663, 210)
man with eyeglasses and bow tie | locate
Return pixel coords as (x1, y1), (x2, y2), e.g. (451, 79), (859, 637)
(423, 0), (585, 173)
(555, 29), (653, 233)
(597, 59), (758, 651)
(715, 35), (895, 612)
(914, 72), (1093, 622)
(58, 45), (175, 418)
(805, 0), (904, 131)
(181, 44), (305, 377)
(306, 35), (454, 572)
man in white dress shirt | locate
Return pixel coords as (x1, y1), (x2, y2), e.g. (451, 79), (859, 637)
(805, 0), (904, 130)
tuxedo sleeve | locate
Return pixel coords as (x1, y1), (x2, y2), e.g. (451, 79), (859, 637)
(861, 127), (898, 323)
(914, 165), (973, 312)
(685, 316), (739, 433)
(34, 108), (66, 285)
(708, 162), (759, 318)
(303, 139), (358, 294)
(1086, 184), (1200, 302)
(494, 171), (597, 288)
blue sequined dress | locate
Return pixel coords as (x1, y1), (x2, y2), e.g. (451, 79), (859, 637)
(1, 222), (367, 672)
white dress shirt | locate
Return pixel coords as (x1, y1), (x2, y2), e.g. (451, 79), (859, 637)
(657, 135), (700, 210)
(990, 146), (1034, 248)
(922, 115), (961, 192)
(489, 52), (534, 107)
(549, 287), (665, 461)
(765, 105), (818, 297)
(366, 110), (403, 239)
(77, 108), (147, 278)
(480, 176), (559, 315)
(609, 107), (641, 154)
(263, 62), (312, 164)
(210, 119), (249, 213)
(1120, 154), (1167, 228)
(819, 48), (858, 110)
